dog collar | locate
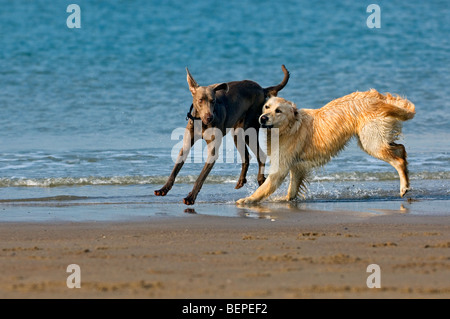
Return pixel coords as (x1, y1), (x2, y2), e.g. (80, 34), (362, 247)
(186, 104), (201, 122)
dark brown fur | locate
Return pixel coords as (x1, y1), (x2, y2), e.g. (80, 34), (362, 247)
(155, 65), (290, 205)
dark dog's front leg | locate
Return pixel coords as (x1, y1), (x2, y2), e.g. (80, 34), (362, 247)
(183, 134), (221, 205)
(183, 161), (216, 205)
(155, 124), (196, 196)
(154, 161), (184, 196)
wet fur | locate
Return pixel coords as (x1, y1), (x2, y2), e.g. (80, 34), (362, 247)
(237, 89), (415, 204)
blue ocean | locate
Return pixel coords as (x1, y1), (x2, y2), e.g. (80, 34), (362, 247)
(0, 0), (449, 221)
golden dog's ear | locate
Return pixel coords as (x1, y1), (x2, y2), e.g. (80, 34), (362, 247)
(290, 102), (298, 116)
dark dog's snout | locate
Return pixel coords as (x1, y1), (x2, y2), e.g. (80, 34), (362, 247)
(260, 115), (269, 124)
(205, 113), (214, 124)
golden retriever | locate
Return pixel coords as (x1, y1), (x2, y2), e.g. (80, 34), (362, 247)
(236, 89), (415, 204)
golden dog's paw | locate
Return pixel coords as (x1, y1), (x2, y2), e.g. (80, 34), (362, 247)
(236, 197), (256, 205)
(400, 187), (410, 198)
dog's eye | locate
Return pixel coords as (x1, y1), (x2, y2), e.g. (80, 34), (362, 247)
(275, 108), (282, 113)
(264, 105), (270, 109)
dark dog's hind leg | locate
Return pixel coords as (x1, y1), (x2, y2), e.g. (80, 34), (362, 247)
(245, 124), (267, 186)
(233, 129), (250, 189)
(253, 130), (266, 186)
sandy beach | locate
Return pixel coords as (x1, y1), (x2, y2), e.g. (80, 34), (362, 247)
(1, 204), (449, 299)
(2, 0), (449, 304)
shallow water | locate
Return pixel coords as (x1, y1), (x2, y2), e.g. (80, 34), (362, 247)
(0, 0), (449, 221)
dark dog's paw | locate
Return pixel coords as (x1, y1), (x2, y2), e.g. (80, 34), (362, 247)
(154, 187), (169, 196)
(257, 176), (266, 186)
(235, 178), (247, 189)
(183, 195), (195, 205)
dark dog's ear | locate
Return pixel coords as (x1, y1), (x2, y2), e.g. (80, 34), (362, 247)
(212, 82), (229, 93)
(186, 67), (199, 95)
(290, 103), (298, 116)
(266, 90), (278, 98)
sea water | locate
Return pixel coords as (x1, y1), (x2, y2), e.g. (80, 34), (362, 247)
(0, 0), (449, 221)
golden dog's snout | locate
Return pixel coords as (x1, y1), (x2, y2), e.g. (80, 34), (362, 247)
(259, 114), (269, 125)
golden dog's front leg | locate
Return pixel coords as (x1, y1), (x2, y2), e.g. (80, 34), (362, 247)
(236, 169), (288, 204)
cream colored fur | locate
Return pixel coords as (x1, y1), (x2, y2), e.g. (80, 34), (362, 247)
(236, 89), (415, 204)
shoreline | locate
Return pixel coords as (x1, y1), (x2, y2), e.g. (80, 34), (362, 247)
(0, 209), (449, 299)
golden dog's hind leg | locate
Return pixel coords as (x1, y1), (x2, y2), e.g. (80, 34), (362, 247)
(358, 131), (410, 197)
(384, 143), (410, 197)
(357, 118), (411, 197)
(286, 165), (308, 200)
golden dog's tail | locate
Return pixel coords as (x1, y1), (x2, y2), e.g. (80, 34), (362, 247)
(386, 93), (416, 121)
(371, 90), (416, 121)
(385, 92), (415, 117)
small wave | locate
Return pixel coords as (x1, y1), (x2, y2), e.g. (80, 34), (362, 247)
(311, 171), (450, 182)
(0, 195), (90, 203)
(0, 175), (238, 187)
(0, 171), (448, 188)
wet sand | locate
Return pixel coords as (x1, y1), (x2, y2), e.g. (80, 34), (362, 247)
(0, 204), (449, 299)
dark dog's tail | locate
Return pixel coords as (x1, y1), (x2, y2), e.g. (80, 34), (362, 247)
(263, 65), (290, 98)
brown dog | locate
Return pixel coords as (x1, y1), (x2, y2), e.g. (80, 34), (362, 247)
(155, 65), (290, 205)
(237, 89), (415, 204)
